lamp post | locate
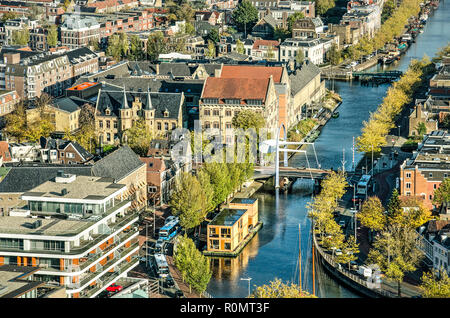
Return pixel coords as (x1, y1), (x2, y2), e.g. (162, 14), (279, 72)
(398, 125), (401, 139)
(240, 277), (252, 297)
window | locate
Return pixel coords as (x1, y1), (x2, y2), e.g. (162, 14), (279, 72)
(213, 122), (219, 129)
(204, 109), (210, 116)
(106, 120), (110, 129)
(225, 110), (232, 117)
(224, 242), (231, 250)
(66, 153), (75, 158)
(114, 121), (118, 128)
(406, 172), (411, 178)
(99, 120), (103, 128)
(429, 173), (433, 178)
(157, 122), (161, 130)
(406, 183), (411, 189)
(213, 109), (220, 116)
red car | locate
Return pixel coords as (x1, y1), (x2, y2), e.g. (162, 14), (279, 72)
(106, 283), (123, 292)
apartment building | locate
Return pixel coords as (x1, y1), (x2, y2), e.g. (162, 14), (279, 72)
(400, 131), (450, 210)
(280, 36), (339, 65)
(417, 219), (450, 275)
(2, 50), (72, 99)
(291, 17), (324, 39)
(60, 15), (101, 49)
(0, 90), (19, 118)
(39, 137), (94, 164)
(341, 4), (381, 39)
(0, 173), (139, 298)
(200, 73), (279, 143)
(254, 1), (316, 29)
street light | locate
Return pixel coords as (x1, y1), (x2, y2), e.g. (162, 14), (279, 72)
(240, 277), (252, 297)
(398, 125), (401, 139)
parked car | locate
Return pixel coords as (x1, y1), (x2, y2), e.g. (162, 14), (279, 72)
(106, 283), (123, 292)
(155, 238), (165, 252)
(165, 277), (175, 288)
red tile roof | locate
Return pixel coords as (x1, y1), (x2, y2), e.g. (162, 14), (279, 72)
(68, 82), (99, 91)
(202, 77), (270, 104)
(220, 65), (283, 83)
(252, 39), (280, 50)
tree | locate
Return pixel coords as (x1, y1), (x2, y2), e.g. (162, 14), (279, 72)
(368, 224), (423, 296)
(415, 122), (427, 137)
(106, 34), (123, 60)
(170, 173), (210, 229)
(185, 22), (195, 35)
(273, 27), (290, 42)
(420, 269), (450, 298)
(400, 196), (431, 229)
(250, 278), (316, 298)
(328, 43), (341, 66)
(129, 35), (143, 60)
(295, 49), (304, 65)
(265, 45), (275, 60)
(286, 12), (305, 33)
(207, 28), (220, 43)
(174, 235), (212, 295)
(336, 236), (359, 270)
(205, 40), (216, 59)
(203, 162), (231, 208)
(147, 31), (167, 61)
(1, 12), (17, 22)
(433, 178), (450, 207)
(11, 27), (29, 45)
(231, 109), (265, 131)
(124, 118), (153, 156)
(4, 103), (26, 142)
(46, 25), (58, 48)
(232, 0), (258, 37)
(235, 39), (245, 54)
(387, 189), (403, 225)
(359, 196), (386, 232)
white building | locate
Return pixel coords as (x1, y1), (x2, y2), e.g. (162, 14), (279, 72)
(0, 173), (140, 298)
(280, 36), (338, 65)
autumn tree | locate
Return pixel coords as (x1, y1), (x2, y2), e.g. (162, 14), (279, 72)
(359, 196), (386, 236)
(420, 269), (450, 298)
(1, 12), (17, 22)
(124, 118), (154, 156)
(335, 236), (359, 270)
(11, 27), (29, 45)
(4, 103), (26, 142)
(232, 109), (265, 131)
(236, 39), (245, 54)
(433, 178), (450, 208)
(205, 40), (216, 59)
(295, 49), (305, 65)
(387, 189), (403, 225)
(250, 278), (316, 298)
(368, 224), (423, 296)
(400, 196), (431, 229)
(47, 25), (58, 48)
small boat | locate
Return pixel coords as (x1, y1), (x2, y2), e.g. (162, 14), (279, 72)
(332, 111), (339, 118)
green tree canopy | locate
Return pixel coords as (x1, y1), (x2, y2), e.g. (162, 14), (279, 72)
(287, 12), (305, 33)
(11, 27), (29, 45)
(170, 173), (211, 229)
(232, 0), (258, 36)
(420, 269), (450, 298)
(46, 25), (58, 48)
(231, 109), (265, 131)
(147, 31), (168, 61)
(359, 196), (386, 232)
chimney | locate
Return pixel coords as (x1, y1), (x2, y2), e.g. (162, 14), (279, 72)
(61, 188), (67, 196)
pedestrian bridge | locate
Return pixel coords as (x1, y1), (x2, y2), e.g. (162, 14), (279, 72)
(253, 166), (334, 180)
(352, 70), (403, 80)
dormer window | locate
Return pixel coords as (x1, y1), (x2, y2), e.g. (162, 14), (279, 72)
(224, 99), (240, 105)
(164, 110), (169, 117)
(105, 108), (111, 115)
(247, 99), (262, 106)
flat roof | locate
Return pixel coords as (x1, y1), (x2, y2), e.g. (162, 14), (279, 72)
(67, 82), (99, 91)
(210, 209), (247, 227)
(230, 198), (257, 205)
(0, 216), (94, 236)
(0, 265), (44, 298)
(22, 175), (125, 202)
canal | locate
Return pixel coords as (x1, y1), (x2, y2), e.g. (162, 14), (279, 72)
(206, 0), (450, 298)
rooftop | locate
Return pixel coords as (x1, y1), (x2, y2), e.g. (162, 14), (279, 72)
(22, 175), (125, 202)
(210, 208), (247, 226)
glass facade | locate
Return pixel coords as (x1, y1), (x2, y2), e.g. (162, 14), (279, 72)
(29, 201), (106, 215)
(0, 238), (23, 250)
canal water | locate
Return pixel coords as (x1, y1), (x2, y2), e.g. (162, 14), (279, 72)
(206, 0), (450, 298)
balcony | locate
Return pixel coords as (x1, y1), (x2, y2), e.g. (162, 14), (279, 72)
(66, 240), (139, 294)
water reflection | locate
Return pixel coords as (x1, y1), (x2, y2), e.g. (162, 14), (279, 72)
(207, 1), (450, 298)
